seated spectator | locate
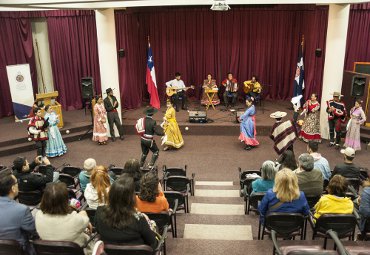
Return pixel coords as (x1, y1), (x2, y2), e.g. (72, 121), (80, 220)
(251, 160), (276, 194)
(136, 172), (169, 213)
(294, 153), (323, 196)
(13, 156), (54, 192)
(359, 179), (370, 232)
(332, 147), (361, 180)
(258, 168), (310, 223)
(35, 182), (93, 254)
(124, 158), (142, 191)
(276, 149), (298, 171)
(313, 175), (353, 220)
(79, 158), (97, 192)
(85, 166), (111, 209)
(307, 141), (331, 181)
(95, 175), (158, 249)
(0, 169), (36, 254)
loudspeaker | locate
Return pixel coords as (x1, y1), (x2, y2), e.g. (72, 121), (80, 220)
(118, 49), (125, 58)
(351, 76), (366, 97)
(189, 111), (207, 123)
(81, 77), (94, 100)
(315, 48), (322, 57)
(236, 111), (244, 123)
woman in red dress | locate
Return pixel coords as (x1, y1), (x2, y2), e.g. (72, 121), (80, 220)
(299, 93), (321, 143)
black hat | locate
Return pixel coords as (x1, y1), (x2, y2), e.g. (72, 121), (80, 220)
(13, 156), (26, 171)
(143, 107), (158, 116)
(106, 88), (113, 94)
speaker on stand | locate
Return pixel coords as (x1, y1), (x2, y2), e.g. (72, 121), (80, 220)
(79, 77), (95, 140)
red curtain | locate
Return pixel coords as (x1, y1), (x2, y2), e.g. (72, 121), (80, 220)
(0, 17), (37, 117)
(344, 4), (370, 71)
(115, 6), (328, 109)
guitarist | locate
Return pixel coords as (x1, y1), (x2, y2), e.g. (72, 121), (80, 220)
(243, 75), (262, 102)
(166, 72), (187, 112)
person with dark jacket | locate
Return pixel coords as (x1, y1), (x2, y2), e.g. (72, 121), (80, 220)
(103, 88), (124, 142)
(13, 156), (54, 192)
(332, 147), (361, 180)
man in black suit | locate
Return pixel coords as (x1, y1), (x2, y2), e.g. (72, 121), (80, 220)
(104, 88), (124, 141)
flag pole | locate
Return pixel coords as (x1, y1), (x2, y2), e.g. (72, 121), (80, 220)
(301, 34), (305, 52)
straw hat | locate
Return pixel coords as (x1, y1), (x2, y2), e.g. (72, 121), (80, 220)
(270, 111), (287, 119)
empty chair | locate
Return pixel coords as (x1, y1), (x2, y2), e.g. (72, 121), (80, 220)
(17, 190), (43, 206)
(163, 175), (194, 213)
(305, 195), (321, 210)
(33, 240), (85, 255)
(164, 191), (187, 213)
(327, 229), (370, 255)
(162, 165), (187, 177)
(238, 167), (261, 196)
(59, 173), (79, 189)
(0, 239), (25, 255)
(60, 165), (82, 177)
(109, 167), (124, 176)
(245, 192), (265, 215)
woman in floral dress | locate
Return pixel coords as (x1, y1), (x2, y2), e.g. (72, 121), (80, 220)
(299, 93), (321, 143)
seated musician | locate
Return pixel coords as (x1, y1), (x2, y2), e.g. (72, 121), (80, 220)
(166, 72), (187, 112)
(222, 72), (238, 108)
(244, 75), (262, 102)
(201, 73), (220, 106)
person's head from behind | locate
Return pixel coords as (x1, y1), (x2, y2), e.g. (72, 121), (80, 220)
(13, 156), (30, 173)
(139, 172), (159, 202)
(327, 175), (348, 197)
(307, 141), (319, 154)
(273, 168), (300, 202)
(91, 166), (110, 204)
(340, 147), (355, 163)
(278, 150), (297, 170)
(298, 153), (314, 172)
(261, 160), (276, 181)
(83, 158), (96, 174)
(0, 169), (18, 199)
(104, 174), (136, 228)
(124, 158), (141, 179)
(40, 182), (70, 215)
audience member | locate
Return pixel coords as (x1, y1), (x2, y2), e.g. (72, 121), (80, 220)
(124, 158), (142, 191)
(35, 182), (93, 254)
(307, 141), (331, 181)
(313, 175), (353, 220)
(85, 166), (111, 209)
(258, 168), (310, 223)
(276, 149), (298, 170)
(136, 172), (169, 213)
(95, 175), (158, 249)
(251, 160), (276, 194)
(79, 158), (97, 192)
(0, 169), (36, 254)
(13, 156), (54, 192)
(359, 179), (370, 232)
(332, 147), (361, 180)
(294, 153), (323, 196)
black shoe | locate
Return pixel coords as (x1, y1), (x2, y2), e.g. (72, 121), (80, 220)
(244, 145), (252, 150)
(120, 136), (124, 140)
(112, 137), (116, 142)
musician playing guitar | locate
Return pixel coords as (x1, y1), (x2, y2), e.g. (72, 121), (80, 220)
(243, 75), (262, 102)
(166, 72), (191, 112)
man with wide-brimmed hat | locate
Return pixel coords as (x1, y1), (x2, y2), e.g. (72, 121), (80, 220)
(103, 88), (124, 141)
(326, 91), (346, 148)
(139, 107), (164, 167)
(270, 111), (297, 155)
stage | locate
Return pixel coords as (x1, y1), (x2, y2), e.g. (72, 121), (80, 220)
(0, 99), (369, 157)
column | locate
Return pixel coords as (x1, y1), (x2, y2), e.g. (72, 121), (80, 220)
(320, 4), (350, 139)
(95, 9), (121, 137)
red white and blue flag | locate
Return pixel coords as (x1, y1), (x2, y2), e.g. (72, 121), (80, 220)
(146, 40), (160, 109)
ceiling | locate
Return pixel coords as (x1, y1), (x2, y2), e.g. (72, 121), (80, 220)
(0, 0), (368, 10)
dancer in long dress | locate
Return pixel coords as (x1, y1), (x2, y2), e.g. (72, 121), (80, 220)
(44, 105), (67, 157)
(93, 95), (108, 145)
(299, 93), (321, 143)
(239, 98), (259, 150)
(161, 100), (184, 151)
(201, 73), (220, 106)
(344, 99), (366, 151)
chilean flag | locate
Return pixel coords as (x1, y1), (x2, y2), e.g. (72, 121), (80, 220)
(146, 41), (160, 109)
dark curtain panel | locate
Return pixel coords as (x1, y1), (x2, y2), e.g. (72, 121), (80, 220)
(115, 6), (328, 109)
(0, 18), (37, 117)
(47, 14), (101, 110)
(345, 4), (370, 71)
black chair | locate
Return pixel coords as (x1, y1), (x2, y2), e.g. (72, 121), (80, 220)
(164, 191), (187, 213)
(271, 230), (337, 255)
(305, 195), (321, 210)
(163, 175), (194, 213)
(0, 239), (25, 255)
(33, 240), (85, 255)
(109, 167), (124, 176)
(238, 168), (261, 196)
(327, 229), (370, 255)
(59, 173), (79, 189)
(360, 216), (370, 241)
(60, 165), (82, 177)
(244, 192), (265, 215)
(162, 165), (187, 177)
(346, 178), (362, 192)
(258, 213), (306, 241)
(309, 213), (357, 248)
(17, 190), (43, 206)
(141, 165), (158, 175)
(145, 212), (171, 238)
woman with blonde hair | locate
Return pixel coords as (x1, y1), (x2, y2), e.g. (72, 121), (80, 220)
(258, 168), (310, 222)
(84, 166), (111, 209)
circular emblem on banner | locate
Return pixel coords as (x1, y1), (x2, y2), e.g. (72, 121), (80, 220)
(16, 74), (24, 82)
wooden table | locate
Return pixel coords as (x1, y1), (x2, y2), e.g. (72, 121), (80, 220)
(205, 88), (218, 110)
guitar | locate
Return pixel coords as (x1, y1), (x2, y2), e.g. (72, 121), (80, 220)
(166, 85), (195, 97)
(243, 81), (262, 94)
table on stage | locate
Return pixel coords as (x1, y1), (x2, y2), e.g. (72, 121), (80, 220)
(205, 88), (218, 110)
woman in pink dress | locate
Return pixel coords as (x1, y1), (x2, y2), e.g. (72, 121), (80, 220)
(299, 93), (321, 143)
(93, 95), (108, 145)
(344, 99), (366, 151)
